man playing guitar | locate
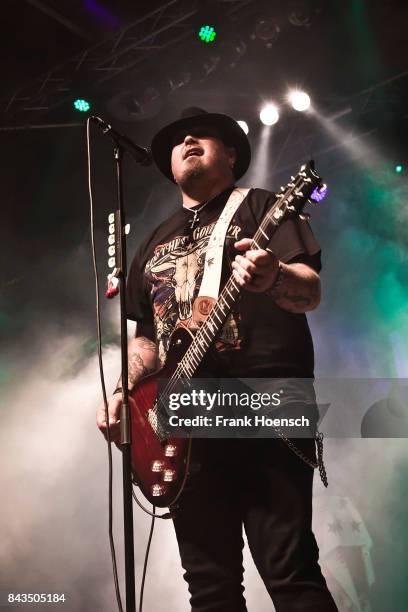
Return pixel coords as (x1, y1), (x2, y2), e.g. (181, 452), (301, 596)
(97, 107), (338, 612)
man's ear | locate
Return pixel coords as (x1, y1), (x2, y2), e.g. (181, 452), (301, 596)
(228, 146), (237, 169)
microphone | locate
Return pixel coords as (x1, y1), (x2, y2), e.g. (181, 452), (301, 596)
(91, 116), (152, 166)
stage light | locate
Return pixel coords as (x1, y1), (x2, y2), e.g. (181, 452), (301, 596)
(260, 104), (279, 126)
(289, 91), (311, 111)
(251, 18), (280, 48)
(199, 25), (217, 43)
(106, 86), (162, 122)
(288, 2), (313, 27)
(395, 164), (404, 173)
(74, 99), (90, 112)
(237, 120), (249, 134)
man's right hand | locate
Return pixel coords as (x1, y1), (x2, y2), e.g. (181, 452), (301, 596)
(96, 394), (123, 444)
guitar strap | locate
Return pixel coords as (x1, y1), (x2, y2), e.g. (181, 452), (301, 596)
(198, 187), (250, 299)
(191, 187), (249, 323)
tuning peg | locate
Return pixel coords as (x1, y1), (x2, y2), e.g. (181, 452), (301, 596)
(310, 184), (328, 203)
(299, 213), (311, 220)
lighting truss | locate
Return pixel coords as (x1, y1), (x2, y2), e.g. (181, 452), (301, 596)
(0, 0), (255, 129)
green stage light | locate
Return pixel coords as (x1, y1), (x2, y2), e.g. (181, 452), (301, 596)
(199, 25), (216, 43)
(395, 164), (403, 173)
(74, 98), (91, 112)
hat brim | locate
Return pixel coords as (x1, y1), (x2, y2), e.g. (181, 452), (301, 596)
(151, 112), (251, 182)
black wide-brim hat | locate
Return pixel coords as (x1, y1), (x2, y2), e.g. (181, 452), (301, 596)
(151, 107), (251, 182)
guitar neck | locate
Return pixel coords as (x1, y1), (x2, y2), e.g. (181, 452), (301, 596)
(178, 198), (283, 379)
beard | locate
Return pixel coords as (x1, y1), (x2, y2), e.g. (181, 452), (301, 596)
(178, 158), (208, 190)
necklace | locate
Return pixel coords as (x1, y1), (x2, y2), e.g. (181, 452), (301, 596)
(183, 201), (209, 229)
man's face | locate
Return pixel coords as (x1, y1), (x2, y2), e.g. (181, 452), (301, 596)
(170, 124), (236, 187)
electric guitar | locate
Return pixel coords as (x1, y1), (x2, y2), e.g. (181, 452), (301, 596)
(128, 161), (327, 507)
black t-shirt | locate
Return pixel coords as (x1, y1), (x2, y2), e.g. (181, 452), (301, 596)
(127, 186), (321, 378)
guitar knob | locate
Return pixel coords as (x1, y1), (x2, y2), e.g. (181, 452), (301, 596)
(151, 483), (167, 497)
(164, 444), (178, 457)
(108, 235), (115, 245)
(108, 257), (116, 268)
(163, 469), (176, 482)
(108, 213), (114, 223)
(151, 459), (165, 472)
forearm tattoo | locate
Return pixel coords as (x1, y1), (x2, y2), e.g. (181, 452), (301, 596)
(273, 264), (320, 313)
(117, 336), (160, 390)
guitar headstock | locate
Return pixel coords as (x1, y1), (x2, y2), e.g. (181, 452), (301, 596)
(275, 160), (327, 222)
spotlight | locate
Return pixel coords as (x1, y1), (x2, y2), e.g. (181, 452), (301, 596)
(260, 104), (279, 126)
(74, 98), (90, 112)
(289, 91), (311, 112)
(198, 25), (217, 43)
(237, 120), (249, 134)
(395, 164), (404, 173)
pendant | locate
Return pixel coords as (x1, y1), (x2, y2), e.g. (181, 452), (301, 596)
(189, 211), (199, 229)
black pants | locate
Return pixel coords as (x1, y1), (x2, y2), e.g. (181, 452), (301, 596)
(172, 437), (338, 612)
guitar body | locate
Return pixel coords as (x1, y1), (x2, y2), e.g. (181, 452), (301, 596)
(130, 326), (194, 507)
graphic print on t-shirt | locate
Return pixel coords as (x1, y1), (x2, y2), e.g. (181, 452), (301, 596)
(144, 221), (242, 363)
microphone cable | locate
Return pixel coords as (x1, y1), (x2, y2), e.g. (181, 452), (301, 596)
(87, 117), (124, 612)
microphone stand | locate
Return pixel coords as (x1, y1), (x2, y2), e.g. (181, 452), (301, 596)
(114, 144), (136, 612)
(95, 114), (151, 611)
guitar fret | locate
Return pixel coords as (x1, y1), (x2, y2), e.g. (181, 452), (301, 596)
(196, 336), (206, 350)
(259, 227), (269, 240)
(181, 363), (192, 378)
(189, 351), (199, 368)
(225, 286), (234, 300)
(210, 318), (219, 333)
(213, 310), (223, 323)
(201, 327), (212, 343)
(191, 346), (203, 362)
